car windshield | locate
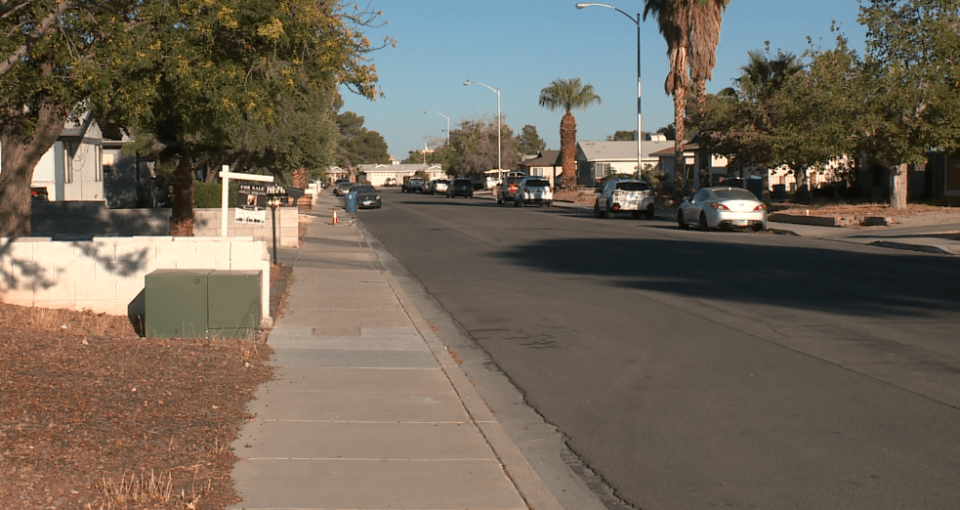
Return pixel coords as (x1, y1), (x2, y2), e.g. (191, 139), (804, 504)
(714, 188), (758, 201)
(526, 180), (550, 188)
(616, 182), (650, 191)
(454, 180), (471, 186)
(354, 186), (374, 193)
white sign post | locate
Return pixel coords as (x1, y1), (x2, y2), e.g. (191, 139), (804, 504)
(218, 165), (275, 237)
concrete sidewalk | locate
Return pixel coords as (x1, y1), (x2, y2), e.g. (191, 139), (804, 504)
(229, 192), (563, 510)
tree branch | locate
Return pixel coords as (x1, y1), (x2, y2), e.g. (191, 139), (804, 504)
(0, 0), (71, 77)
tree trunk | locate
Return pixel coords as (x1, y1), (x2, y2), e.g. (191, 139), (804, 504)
(794, 166), (810, 203)
(889, 162), (908, 209)
(560, 111), (577, 191)
(0, 100), (69, 237)
(673, 88), (687, 201)
(291, 168), (309, 189)
(169, 155), (195, 236)
(695, 79), (708, 189)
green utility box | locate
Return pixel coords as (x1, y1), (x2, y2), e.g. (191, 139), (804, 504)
(145, 269), (261, 339)
(208, 271), (261, 337)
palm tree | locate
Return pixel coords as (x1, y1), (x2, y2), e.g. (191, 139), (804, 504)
(538, 78), (601, 191)
(688, 0), (730, 188)
(644, 0), (731, 195)
(643, 0), (691, 199)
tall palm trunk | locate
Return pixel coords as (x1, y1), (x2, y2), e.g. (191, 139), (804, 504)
(169, 155), (195, 237)
(0, 99), (69, 237)
(695, 78), (709, 188)
(560, 110), (578, 191)
(673, 86), (687, 198)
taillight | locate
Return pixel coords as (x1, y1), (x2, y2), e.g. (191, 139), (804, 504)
(753, 204), (766, 211)
(711, 202), (730, 210)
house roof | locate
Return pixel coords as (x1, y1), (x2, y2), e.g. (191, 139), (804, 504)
(519, 150), (561, 168)
(357, 163), (443, 174)
(577, 140), (675, 161)
(650, 142), (700, 157)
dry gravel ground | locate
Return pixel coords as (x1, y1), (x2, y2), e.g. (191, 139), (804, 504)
(0, 304), (275, 510)
(0, 217), (308, 510)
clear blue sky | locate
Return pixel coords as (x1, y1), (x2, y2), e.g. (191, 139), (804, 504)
(340, 0), (867, 160)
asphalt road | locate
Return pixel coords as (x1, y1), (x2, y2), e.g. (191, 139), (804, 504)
(358, 188), (960, 510)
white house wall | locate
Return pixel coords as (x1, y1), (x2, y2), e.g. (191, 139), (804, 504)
(32, 147), (58, 200)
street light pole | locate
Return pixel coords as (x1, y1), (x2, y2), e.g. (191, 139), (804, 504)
(424, 110), (450, 146)
(576, 3), (642, 181)
(463, 80), (501, 178)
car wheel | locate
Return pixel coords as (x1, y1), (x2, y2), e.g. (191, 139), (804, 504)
(604, 203), (613, 219)
(515, 197), (522, 207)
(699, 212), (710, 231)
(677, 210), (688, 230)
(645, 207), (655, 219)
(594, 201), (603, 218)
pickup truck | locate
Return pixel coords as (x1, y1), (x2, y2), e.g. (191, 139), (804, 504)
(402, 178), (425, 193)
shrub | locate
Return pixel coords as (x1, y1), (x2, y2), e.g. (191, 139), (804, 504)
(194, 180), (240, 208)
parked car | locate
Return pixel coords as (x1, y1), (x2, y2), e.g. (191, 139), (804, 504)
(677, 186), (767, 231)
(594, 179), (655, 219)
(333, 181), (355, 196)
(497, 171), (527, 204)
(446, 178), (474, 198)
(351, 185), (382, 209)
(432, 179), (449, 195)
(513, 177), (553, 207)
(402, 177), (425, 193)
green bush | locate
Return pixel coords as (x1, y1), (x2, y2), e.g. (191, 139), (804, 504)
(194, 180), (240, 208)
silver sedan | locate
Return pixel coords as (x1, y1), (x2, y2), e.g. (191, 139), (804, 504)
(678, 187), (767, 231)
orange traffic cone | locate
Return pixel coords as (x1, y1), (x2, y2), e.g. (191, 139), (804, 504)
(332, 209), (338, 225)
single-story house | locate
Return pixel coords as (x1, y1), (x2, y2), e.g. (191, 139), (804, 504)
(518, 150), (561, 188)
(2, 112), (107, 203)
(357, 163), (445, 187)
(576, 138), (674, 187)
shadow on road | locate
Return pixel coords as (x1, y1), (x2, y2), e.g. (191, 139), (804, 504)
(495, 236), (960, 319)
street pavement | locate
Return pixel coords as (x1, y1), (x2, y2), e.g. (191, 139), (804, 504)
(480, 190), (960, 256)
(228, 191), (565, 510)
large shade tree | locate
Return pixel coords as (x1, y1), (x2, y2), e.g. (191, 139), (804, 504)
(538, 78), (601, 191)
(0, 1), (139, 236)
(93, 0), (383, 236)
(857, 0), (960, 209)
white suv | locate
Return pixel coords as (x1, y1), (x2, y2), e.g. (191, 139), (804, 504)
(594, 179), (655, 219)
(513, 177), (553, 207)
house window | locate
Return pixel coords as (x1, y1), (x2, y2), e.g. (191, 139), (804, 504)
(593, 162), (609, 180)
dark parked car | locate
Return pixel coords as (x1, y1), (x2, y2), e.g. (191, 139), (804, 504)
(446, 178), (474, 198)
(351, 185), (382, 209)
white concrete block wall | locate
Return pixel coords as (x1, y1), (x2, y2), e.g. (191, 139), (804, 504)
(0, 236), (271, 326)
(193, 208), (299, 247)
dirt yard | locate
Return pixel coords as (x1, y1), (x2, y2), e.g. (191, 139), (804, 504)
(0, 217), (308, 509)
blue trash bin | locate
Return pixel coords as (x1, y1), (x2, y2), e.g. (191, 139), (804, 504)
(344, 189), (358, 212)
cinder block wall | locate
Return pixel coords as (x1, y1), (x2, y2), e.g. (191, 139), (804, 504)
(31, 202), (299, 248)
(0, 236), (272, 326)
